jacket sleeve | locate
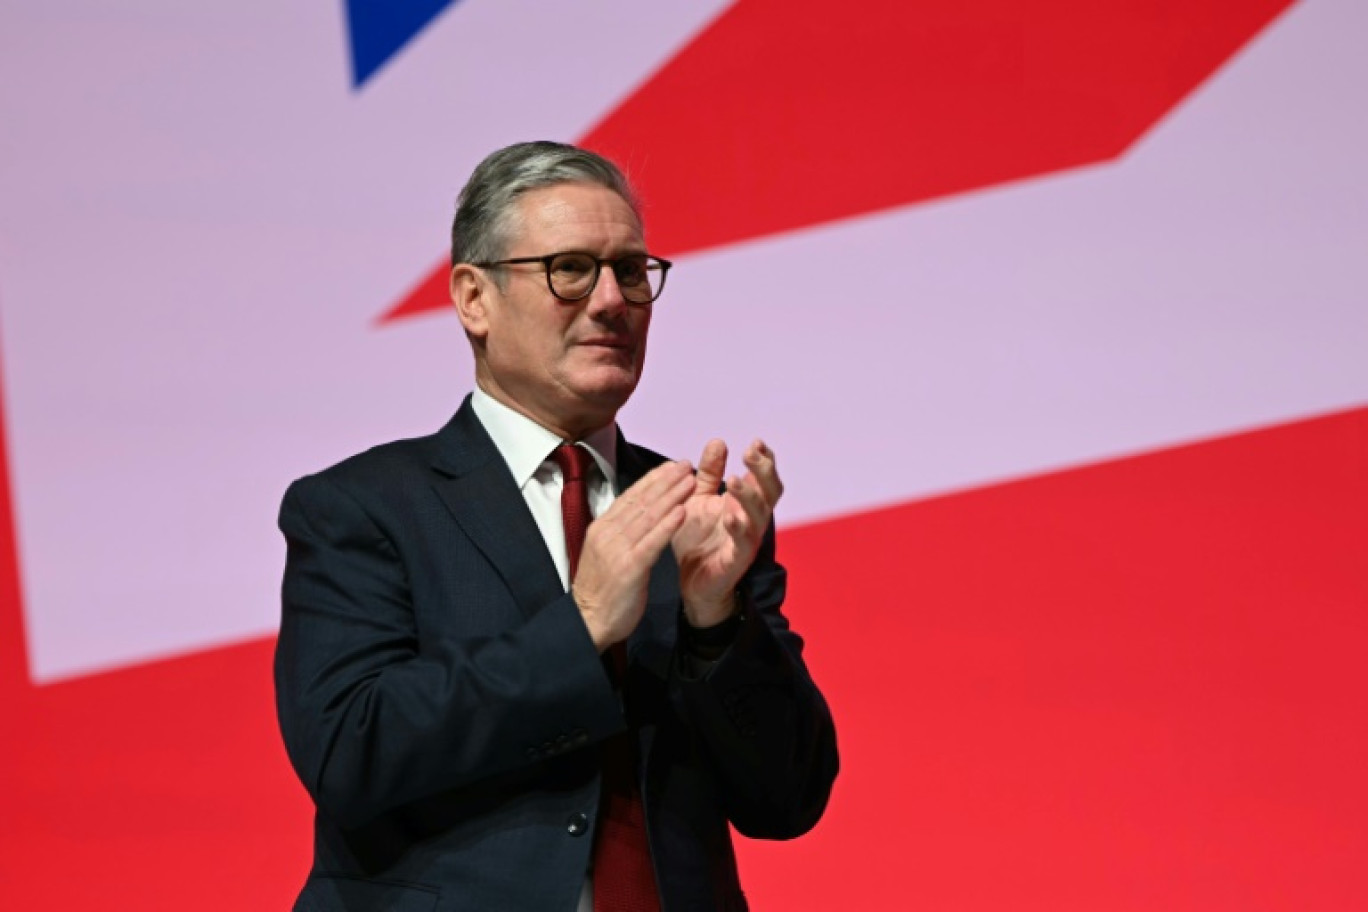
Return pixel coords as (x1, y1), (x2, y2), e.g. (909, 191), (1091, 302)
(274, 472), (624, 830)
(672, 521), (840, 839)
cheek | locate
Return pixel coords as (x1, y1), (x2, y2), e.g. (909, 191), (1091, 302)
(633, 312), (651, 355)
(501, 306), (567, 356)
(489, 320), (546, 378)
(627, 306), (652, 338)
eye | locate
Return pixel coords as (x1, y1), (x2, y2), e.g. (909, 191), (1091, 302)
(614, 255), (648, 287)
(551, 253), (595, 279)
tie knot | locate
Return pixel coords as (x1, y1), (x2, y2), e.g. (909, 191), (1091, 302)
(552, 443), (594, 483)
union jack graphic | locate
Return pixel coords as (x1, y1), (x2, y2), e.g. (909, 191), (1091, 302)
(1, 1), (1364, 906)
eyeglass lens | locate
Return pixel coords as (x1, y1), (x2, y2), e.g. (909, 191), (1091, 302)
(548, 253), (664, 303)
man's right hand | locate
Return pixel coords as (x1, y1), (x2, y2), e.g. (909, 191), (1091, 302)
(572, 460), (695, 652)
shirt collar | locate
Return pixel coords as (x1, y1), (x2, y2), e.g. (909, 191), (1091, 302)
(470, 387), (619, 491)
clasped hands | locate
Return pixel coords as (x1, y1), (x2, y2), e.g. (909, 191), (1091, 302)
(573, 439), (783, 653)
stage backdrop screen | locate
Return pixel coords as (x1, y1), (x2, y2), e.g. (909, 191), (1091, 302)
(1, 1), (1364, 907)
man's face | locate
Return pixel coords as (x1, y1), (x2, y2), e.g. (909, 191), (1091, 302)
(457, 182), (652, 438)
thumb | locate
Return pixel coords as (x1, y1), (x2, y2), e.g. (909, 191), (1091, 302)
(694, 439), (727, 494)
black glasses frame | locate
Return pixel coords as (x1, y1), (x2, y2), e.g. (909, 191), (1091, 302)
(472, 251), (672, 304)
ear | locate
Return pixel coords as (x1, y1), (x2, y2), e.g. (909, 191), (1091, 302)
(450, 263), (491, 341)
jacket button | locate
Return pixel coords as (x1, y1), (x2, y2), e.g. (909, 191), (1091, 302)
(566, 812), (589, 837)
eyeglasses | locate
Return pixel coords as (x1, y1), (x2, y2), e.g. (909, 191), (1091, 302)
(473, 251), (672, 305)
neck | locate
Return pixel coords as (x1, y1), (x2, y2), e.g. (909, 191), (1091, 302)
(474, 376), (613, 442)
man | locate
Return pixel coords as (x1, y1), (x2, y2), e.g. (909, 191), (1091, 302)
(275, 141), (838, 911)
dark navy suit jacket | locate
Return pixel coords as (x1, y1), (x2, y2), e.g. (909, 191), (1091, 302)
(275, 397), (838, 911)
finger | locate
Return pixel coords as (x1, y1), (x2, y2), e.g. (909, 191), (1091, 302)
(603, 459), (691, 524)
(636, 458), (693, 497)
(742, 439), (784, 507)
(598, 466), (695, 543)
(694, 439), (727, 495)
(726, 473), (771, 537)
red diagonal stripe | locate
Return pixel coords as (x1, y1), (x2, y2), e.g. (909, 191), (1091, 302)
(0, 322), (30, 692)
(381, 0), (1294, 323)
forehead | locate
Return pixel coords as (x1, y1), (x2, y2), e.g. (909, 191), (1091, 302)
(508, 182), (644, 252)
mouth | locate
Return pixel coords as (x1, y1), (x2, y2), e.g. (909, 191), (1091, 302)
(578, 337), (633, 351)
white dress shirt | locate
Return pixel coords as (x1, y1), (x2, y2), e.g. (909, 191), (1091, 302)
(469, 387), (621, 912)
(470, 387), (619, 592)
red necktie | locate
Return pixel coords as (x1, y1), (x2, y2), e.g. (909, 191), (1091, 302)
(555, 443), (593, 583)
(551, 444), (661, 912)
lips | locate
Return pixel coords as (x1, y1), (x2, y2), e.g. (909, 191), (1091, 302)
(578, 337), (633, 350)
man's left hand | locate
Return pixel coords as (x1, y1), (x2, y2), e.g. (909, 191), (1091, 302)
(672, 438), (783, 628)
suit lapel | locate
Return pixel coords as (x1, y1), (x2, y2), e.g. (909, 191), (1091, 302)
(429, 398), (565, 618)
(427, 406), (682, 659)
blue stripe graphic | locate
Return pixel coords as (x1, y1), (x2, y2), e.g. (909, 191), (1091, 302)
(345, 0), (459, 88)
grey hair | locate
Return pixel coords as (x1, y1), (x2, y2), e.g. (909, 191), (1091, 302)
(450, 141), (639, 268)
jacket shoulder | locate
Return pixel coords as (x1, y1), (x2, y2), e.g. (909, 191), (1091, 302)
(301, 430), (439, 488)
(280, 427), (452, 527)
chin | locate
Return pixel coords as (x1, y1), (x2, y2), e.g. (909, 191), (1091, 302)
(573, 370), (640, 412)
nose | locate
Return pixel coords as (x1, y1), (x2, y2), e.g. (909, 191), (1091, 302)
(584, 261), (628, 318)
